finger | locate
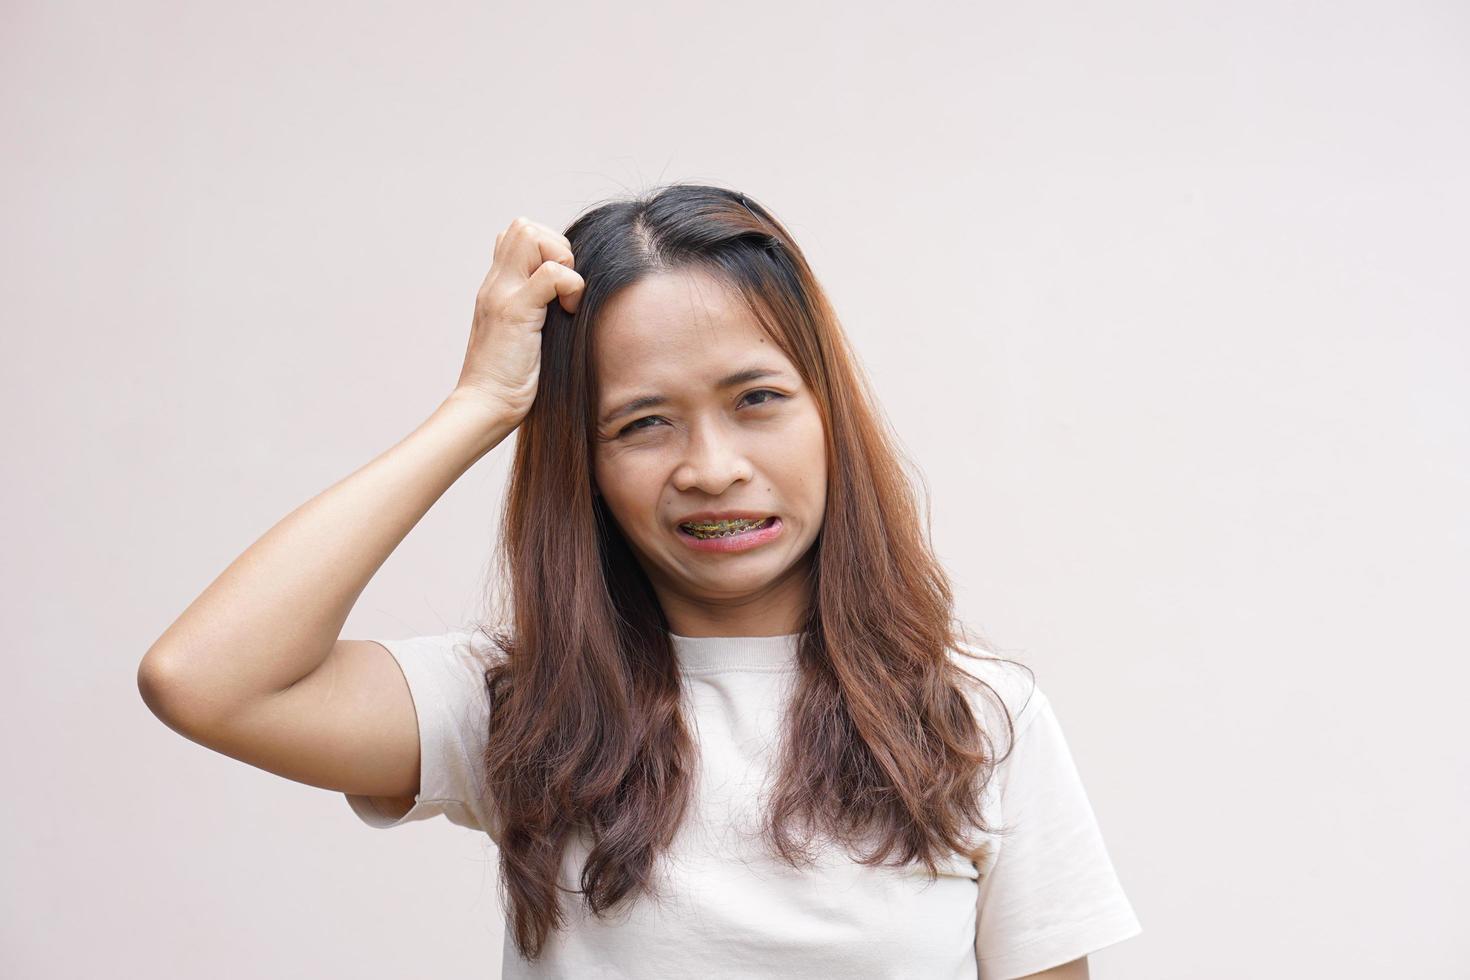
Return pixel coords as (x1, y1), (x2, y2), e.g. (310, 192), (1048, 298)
(556, 267), (584, 314)
(528, 220), (573, 253)
(503, 218), (575, 278)
(521, 260), (585, 315)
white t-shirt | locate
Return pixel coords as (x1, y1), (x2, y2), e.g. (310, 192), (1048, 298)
(345, 629), (1142, 979)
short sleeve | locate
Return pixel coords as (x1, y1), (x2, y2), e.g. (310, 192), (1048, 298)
(343, 627), (505, 839)
(974, 685), (1143, 979)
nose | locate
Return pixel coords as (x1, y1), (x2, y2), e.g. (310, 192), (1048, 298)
(672, 418), (754, 495)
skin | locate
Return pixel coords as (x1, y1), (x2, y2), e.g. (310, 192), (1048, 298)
(1021, 957), (1089, 979)
(591, 267), (827, 639)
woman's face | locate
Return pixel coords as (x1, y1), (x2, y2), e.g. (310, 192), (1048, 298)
(591, 267), (828, 637)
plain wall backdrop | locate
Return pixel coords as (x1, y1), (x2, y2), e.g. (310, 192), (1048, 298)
(3, 1), (1466, 977)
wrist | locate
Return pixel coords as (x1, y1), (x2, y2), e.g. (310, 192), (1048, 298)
(435, 390), (521, 457)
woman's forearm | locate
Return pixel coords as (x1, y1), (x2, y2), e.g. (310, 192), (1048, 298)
(137, 391), (517, 721)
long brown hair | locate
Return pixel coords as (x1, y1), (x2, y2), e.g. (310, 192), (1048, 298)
(476, 183), (1026, 959)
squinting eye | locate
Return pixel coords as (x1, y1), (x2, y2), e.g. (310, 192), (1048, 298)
(743, 388), (786, 407)
(616, 389), (788, 438)
(621, 415), (666, 435)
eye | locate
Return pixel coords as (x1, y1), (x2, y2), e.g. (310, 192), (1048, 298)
(615, 389), (788, 438)
(620, 414), (665, 435)
(742, 388), (787, 408)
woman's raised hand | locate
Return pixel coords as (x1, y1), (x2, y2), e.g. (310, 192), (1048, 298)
(453, 216), (584, 427)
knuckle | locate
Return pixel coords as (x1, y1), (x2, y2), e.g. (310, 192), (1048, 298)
(476, 283), (508, 308)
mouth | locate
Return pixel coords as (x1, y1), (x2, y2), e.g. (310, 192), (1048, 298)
(677, 515), (778, 539)
(675, 515), (783, 553)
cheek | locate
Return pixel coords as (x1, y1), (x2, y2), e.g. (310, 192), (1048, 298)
(767, 413), (828, 520)
(593, 452), (660, 513)
(808, 415), (828, 456)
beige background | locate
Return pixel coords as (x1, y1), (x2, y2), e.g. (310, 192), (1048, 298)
(4, 1), (1467, 977)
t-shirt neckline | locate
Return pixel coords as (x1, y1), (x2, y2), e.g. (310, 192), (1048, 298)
(667, 631), (801, 672)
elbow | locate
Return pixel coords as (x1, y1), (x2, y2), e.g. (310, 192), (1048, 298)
(137, 652), (200, 733)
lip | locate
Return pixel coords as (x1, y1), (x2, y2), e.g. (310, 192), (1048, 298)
(675, 516), (783, 553)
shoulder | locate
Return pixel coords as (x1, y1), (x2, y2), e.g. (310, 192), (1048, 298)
(946, 638), (1046, 743)
(403, 622), (510, 668)
(375, 622), (510, 710)
(459, 622), (512, 667)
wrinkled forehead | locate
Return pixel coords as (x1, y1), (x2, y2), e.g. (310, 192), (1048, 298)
(592, 269), (785, 391)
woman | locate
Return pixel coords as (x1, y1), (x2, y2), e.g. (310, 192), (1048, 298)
(138, 184), (1142, 979)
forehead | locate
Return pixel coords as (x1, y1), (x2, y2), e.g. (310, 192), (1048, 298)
(593, 269), (788, 390)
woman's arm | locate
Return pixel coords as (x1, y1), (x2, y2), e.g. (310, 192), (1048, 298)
(1018, 956), (1089, 979)
(136, 216), (581, 802)
(136, 393), (515, 726)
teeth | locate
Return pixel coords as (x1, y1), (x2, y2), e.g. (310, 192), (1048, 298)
(680, 517), (770, 539)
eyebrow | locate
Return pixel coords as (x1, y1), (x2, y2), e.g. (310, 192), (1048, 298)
(599, 366), (791, 426)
